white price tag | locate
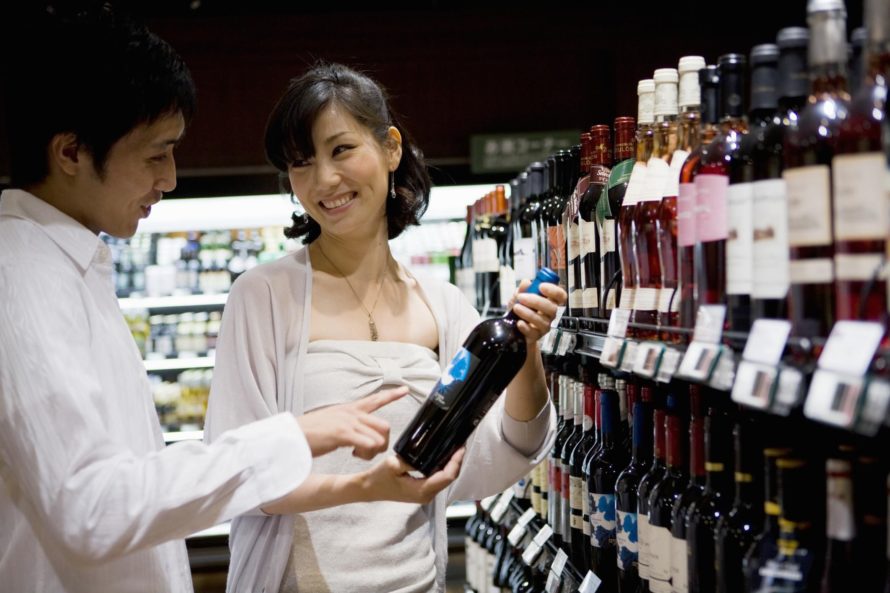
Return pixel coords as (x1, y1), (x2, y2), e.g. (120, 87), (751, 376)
(481, 494), (499, 512)
(857, 380), (890, 436)
(541, 329), (559, 354)
(545, 549), (569, 593)
(677, 341), (722, 382)
(620, 341), (640, 373)
(743, 319), (791, 365)
(656, 348), (682, 383)
(709, 347), (736, 391)
(521, 540), (543, 566)
(804, 369), (865, 428)
(633, 342), (665, 378)
(607, 308), (632, 338)
(533, 524), (554, 547)
(508, 508), (537, 546)
(732, 361), (777, 410)
(600, 337), (625, 368)
(692, 305), (726, 344)
(818, 321), (884, 376)
(490, 489), (515, 524)
(578, 570), (603, 593)
(552, 305), (567, 328)
(557, 331), (577, 356)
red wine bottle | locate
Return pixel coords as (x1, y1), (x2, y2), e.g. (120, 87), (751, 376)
(638, 388), (668, 593)
(394, 267), (560, 476)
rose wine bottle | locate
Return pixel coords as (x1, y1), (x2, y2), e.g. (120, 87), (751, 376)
(618, 80), (656, 320)
(751, 28), (810, 320)
(783, 0), (850, 338)
(394, 267), (559, 475)
(634, 68), (680, 338)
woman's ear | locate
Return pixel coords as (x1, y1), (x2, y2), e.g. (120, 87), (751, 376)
(386, 126), (403, 172)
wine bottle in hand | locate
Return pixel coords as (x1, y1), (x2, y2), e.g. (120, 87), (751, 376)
(395, 267), (560, 476)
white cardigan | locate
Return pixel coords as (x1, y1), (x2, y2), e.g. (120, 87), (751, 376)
(204, 247), (556, 592)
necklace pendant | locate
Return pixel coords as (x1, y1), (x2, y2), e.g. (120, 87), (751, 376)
(368, 317), (379, 341)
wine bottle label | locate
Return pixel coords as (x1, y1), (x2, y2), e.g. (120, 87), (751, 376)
(581, 288), (600, 311)
(548, 226), (567, 272)
(590, 492), (617, 548)
(633, 287), (659, 312)
(498, 265), (516, 307)
(580, 218), (597, 259)
(600, 219), (616, 256)
(582, 487), (592, 536)
(694, 174), (729, 242)
(618, 287), (636, 311)
(832, 153), (889, 241)
(616, 509), (639, 570)
(623, 162), (650, 206)
(726, 182), (754, 295)
(657, 287), (679, 313)
(647, 524), (672, 589)
(826, 459), (855, 541)
(784, 165), (833, 247)
(638, 513), (651, 580)
(513, 237), (536, 282)
(473, 238), (500, 272)
(568, 222), (581, 263)
(752, 179), (791, 299)
(834, 253), (886, 282)
(570, 476), (584, 530)
(642, 158), (672, 202)
(670, 535), (689, 593)
(789, 258), (834, 284)
(431, 347), (481, 411)
(663, 150), (690, 199)
(677, 182), (697, 248)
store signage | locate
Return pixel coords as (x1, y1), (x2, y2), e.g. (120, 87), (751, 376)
(470, 131), (580, 174)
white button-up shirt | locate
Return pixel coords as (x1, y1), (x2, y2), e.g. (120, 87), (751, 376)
(0, 189), (312, 593)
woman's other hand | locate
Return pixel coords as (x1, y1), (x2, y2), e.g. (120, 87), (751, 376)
(358, 448), (466, 505)
(507, 280), (567, 345)
(296, 386), (408, 459)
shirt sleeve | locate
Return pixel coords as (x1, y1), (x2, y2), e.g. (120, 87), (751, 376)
(0, 264), (311, 564)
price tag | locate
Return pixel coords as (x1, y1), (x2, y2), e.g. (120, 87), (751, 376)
(633, 342), (665, 378)
(804, 369), (865, 429)
(541, 329), (560, 355)
(490, 489), (515, 524)
(656, 348), (682, 383)
(743, 319), (792, 365)
(732, 361), (777, 410)
(480, 494), (499, 512)
(818, 321), (884, 375)
(620, 341), (640, 373)
(552, 305), (567, 329)
(856, 380), (890, 436)
(600, 336), (625, 368)
(677, 340), (722, 382)
(545, 549), (569, 593)
(557, 331), (577, 356)
(578, 570), (603, 593)
(607, 308), (632, 338)
(709, 347), (736, 391)
(521, 524), (552, 566)
(691, 305), (726, 344)
(508, 508), (537, 546)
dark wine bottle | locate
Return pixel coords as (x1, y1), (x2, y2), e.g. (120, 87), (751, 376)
(638, 388), (668, 593)
(616, 393), (654, 593)
(589, 380), (630, 588)
(570, 370), (597, 569)
(560, 369), (584, 550)
(819, 456), (855, 593)
(742, 447), (791, 593)
(671, 385), (706, 593)
(395, 267), (560, 476)
(551, 366), (573, 547)
(854, 453), (888, 593)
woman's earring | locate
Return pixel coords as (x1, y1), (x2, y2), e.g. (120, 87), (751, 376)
(389, 172), (396, 200)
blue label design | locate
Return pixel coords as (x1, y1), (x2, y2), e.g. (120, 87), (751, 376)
(617, 510), (639, 570)
(432, 347), (477, 410)
(591, 493), (617, 548)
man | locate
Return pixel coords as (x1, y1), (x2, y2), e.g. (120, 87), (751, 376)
(0, 6), (459, 592)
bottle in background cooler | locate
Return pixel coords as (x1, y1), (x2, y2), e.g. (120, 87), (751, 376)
(457, 204), (477, 305)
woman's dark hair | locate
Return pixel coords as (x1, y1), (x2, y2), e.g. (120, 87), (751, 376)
(6, 4), (197, 187)
(264, 62), (431, 243)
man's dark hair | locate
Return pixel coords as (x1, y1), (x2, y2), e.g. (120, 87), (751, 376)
(6, 4), (197, 187)
(264, 62), (431, 243)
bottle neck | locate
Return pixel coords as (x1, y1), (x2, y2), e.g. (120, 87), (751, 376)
(665, 413), (685, 470)
(689, 416), (706, 482)
(582, 383), (595, 436)
(600, 389), (620, 448)
(631, 400), (653, 463)
(652, 409), (666, 463)
(677, 109), (702, 153)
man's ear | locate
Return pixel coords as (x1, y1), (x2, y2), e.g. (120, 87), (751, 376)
(386, 126), (403, 172)
(49, 132), (83, 176)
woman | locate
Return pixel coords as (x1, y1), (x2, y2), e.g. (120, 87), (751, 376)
(204, 62), (566, 592)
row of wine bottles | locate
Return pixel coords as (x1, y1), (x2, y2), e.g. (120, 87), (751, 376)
(465, 354), (889, 593)
(454, 0), (890, 341)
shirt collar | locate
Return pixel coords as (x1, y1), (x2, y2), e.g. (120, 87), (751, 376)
(0, 188), (106, 272)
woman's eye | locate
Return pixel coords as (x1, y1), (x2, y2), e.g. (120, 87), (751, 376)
(149, 154), (168, 163)
(333, 144), (354, 156)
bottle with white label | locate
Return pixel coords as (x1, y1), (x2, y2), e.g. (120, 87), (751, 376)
(567, 132), (592, 318)
(658, 56), (705, 339)
(516, 169), (542, 287)
(560, 371), (585, 558)
(588, 378), (629, 592)
(833, 0), (890, 322)
(751, 27), (809, 321)
(783, 0), (850, 338)
(633, 68), (679, 338)
(569, 370), (597, 569)
(819, 456), (856, 593)
(670, 386), (705, 593)
(646, 393), (689, 593)
(618, 80), (656, 324)
(637, 389), (668, 593)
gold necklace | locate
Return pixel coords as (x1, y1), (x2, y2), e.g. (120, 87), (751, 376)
(315, 243), (387, 341)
